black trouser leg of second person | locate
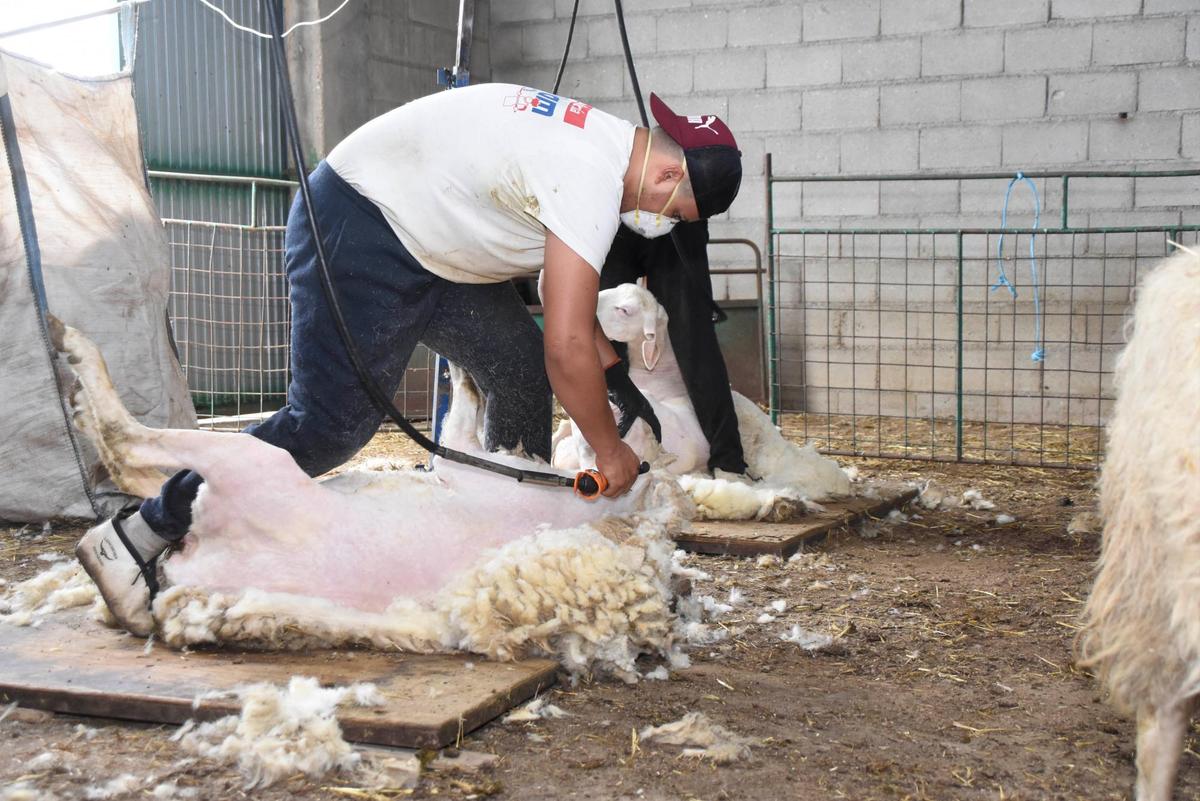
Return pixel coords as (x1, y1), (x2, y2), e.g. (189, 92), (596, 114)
(601, 224), (748, 474)
(422, 280), (553, 461)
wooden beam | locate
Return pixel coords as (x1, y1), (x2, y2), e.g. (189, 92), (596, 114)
(0, 611), (556, 749)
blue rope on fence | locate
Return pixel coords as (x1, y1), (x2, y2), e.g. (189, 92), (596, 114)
(992, 172), (1045, 363)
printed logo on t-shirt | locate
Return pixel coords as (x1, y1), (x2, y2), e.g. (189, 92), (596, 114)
(503, 87), (592, 129)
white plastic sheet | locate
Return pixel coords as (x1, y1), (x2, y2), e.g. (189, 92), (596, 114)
(0, 50), (194, 522)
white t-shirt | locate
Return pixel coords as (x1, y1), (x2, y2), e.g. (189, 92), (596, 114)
(326, 83), (635, 284)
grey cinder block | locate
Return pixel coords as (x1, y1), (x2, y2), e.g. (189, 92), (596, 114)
(962, 76), (1047, 121)
(804, 0), (881, 41)
(1048, 72), (1137, 116)
(802, 86), (879, 130)
(1092, 18), (1187, 65)
(922, 30), (1006, 77)
(919, 126), (1003, 168)
(881, 0), (961, 35)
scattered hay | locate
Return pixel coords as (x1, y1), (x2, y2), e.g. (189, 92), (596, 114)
(776, 412), (1104, 467)
(1068, 510), (1101, 536)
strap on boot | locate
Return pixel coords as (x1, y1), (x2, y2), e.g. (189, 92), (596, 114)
(110, 506), (160, 603)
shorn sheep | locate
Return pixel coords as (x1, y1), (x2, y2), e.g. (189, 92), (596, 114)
(553, 283), (850, 519)
(1078, 246), (1200, 801)
(46, 318), (702, 681)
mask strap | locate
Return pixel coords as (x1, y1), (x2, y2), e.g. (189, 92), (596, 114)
(656, 159), (688, 224)
(633, 129), (652, 226)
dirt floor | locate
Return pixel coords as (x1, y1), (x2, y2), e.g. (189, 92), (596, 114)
(0, 436), (1190, 801)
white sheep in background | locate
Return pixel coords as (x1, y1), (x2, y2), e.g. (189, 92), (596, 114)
(553, 283), (850, 518)
(1078, 246), (1200, 801)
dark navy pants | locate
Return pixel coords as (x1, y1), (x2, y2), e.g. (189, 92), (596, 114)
(141, 162), (552, 540)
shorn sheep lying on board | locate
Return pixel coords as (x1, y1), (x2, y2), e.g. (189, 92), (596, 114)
(1078, 246), (1200, 801)
(46, 318), (702, 681)
(553, 283), (851, 519)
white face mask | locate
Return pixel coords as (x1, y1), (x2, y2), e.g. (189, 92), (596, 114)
(620, 130), (687, 239)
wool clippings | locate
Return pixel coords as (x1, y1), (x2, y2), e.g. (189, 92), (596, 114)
(172, 676), (385, 788)
(780, 625), (835, 652)
(639, 712), (753, 763)
(503, 696), (570, 723)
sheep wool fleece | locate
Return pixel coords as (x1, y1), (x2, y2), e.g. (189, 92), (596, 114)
(140, 162), (552, 540)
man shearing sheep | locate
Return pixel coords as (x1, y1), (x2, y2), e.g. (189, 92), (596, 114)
(76, 83), (743, 635)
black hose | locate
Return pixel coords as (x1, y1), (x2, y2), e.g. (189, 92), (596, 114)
(612, 0), (648, 127)
(552, 0), (580, 95)
(608, 0), (715, 316)
(262, 0), (581, 491)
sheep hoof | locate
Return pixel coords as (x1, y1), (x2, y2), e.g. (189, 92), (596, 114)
(762, 499), (797, 523)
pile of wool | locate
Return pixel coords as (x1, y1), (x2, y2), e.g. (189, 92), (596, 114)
(0, 561), (109, 627)
(173, 676), (384, 788)
(154, 586), (451, 654)
(155, 510), (690, 682)
(732, 393), (853, 501)
(638, 712), (753, 763)
(443, 518), (680, 681)
(677, 473), (800, 522)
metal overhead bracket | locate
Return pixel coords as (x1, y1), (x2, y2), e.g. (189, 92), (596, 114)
(436, 0), (475, 89)
(431, 0), (475, 445)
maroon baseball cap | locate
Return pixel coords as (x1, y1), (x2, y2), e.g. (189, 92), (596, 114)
(650, 93), (743, 219)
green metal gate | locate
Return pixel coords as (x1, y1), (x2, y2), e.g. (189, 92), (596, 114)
(765, 161), (1200, 468)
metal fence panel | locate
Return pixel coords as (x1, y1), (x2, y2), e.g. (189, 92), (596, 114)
(766, 166), (1200, 468)
(165, 220), (436, 430)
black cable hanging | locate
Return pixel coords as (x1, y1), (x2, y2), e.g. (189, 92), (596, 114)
(606, 0), (725, 320)
(552, 0), (580, 95)
(612, 0), (648, 127)
(262, 0), (611, 496)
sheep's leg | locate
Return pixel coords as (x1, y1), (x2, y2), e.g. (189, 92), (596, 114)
(1135, 699), (1191, 801)
(439, 364), (484, 453)
(50, 317), (178, 497)
(50, 317), (312, 498)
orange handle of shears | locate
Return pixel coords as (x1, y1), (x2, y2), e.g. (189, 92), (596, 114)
(574, 469), (608, 500)
(574, 462), (650, 501)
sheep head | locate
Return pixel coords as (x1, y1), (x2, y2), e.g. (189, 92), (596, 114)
(597, 284), (669, 371)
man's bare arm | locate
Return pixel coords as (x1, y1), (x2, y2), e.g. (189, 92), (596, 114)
(542, 232), (640, 497)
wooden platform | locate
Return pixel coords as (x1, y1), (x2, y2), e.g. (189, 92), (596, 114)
(675, 484), (919, 559)
(0, 611), (556, 749)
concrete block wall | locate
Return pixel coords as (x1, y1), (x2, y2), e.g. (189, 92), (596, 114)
(489, 2), (1198, 272)
(291, 0), (491, 157)
(488, 1), (1199, 432)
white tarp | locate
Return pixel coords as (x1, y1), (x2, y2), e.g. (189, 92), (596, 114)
(0, 50), (195, 522)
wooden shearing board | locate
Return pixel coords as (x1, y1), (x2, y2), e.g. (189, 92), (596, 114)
(675, 485), (919, 559)
(0, 611), (556, 748)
